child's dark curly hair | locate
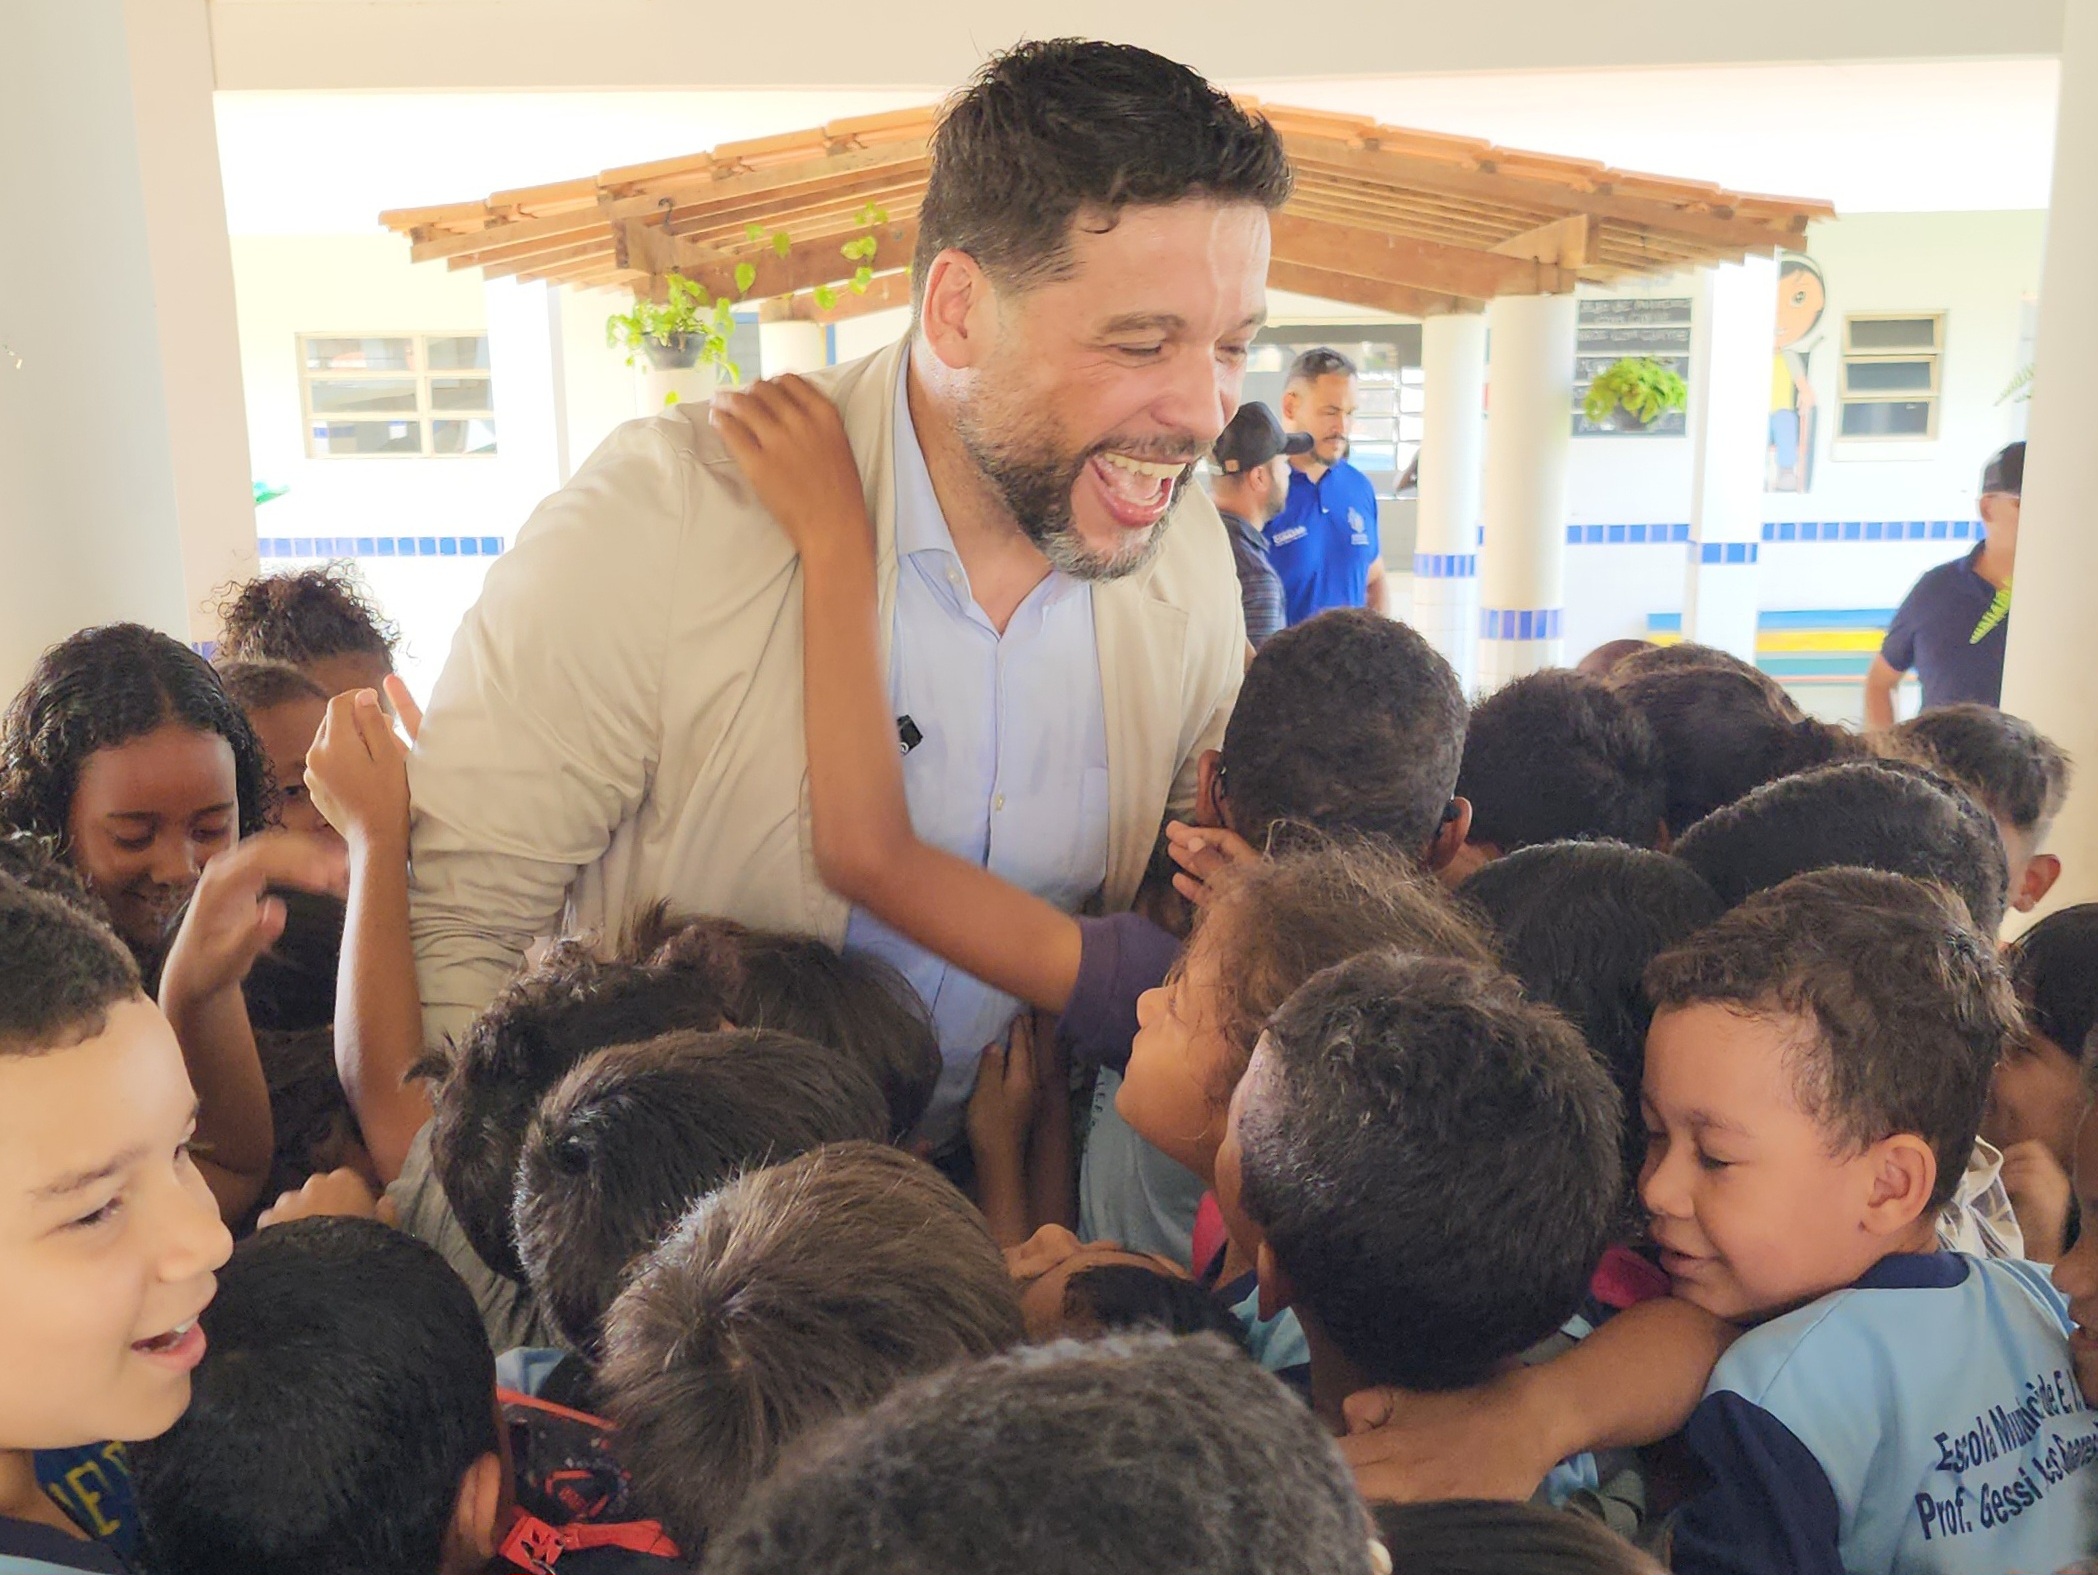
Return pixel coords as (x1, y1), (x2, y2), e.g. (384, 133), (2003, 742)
(214, 565), (399, 668)
(0, 623), (274, 845)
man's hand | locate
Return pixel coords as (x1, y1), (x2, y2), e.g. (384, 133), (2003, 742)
(1339, 1371), (1563, 1505)
(159, 831), (349, 1007)
(256, 1167), (395, 1230)
(306, 689), (412, 853)
(710, 375), (870, 561)
(1164, 820), (1260, 907)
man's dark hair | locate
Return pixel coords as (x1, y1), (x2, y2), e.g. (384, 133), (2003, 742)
(1238, 951), (1622, 1391)
(241, 888), (344, 1033)
(631, 908), (941, 1139)
(214, 657), (330, 716)
(1372, 1501), (1663, 1575)
(1221, 609), (1468, 856)
(599, 1143), (1022, 1555)
(1461, 842), (1724, 1192)
(515, 1029), (890, 1356)
(0, 622), (274, 849)
(912, 39), (1292, 296)
(214, 564), (399, 667)
(1671, 757), (2010, 934)
(2008, 904), (2098, 1060)
(704, 1334), (1375, 1575)
(0, 875), (141, 1055)
(1890, 703), (2073, 835)
(1061, 1264), (1250, 1348)
(1287, 347), (1358, 385)
(133, 1218), (498, 1575)
(1646, 868), (2015, 1211)
(416, 937), (736, 1282)
(1457, 670), (1667, 851)
(1606, 642), (1855, 834)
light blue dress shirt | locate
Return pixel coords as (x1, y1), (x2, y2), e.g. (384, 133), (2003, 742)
(842, 355), (1110, 1140)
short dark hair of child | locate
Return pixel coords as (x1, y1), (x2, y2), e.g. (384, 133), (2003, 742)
(1461, 841), (1725, 1189)
(515, 1028), (891, 1356)
(214, 564), (400, 668)
(1061, 1264), (1250, 1348)
(0, 830), (105, 920)
(1194, 837), (1497, 1105)
(1219, 609), (1467, 856)
(1372, 1500), (1663, 1575)
(2009, 904), (2098, 1061)
(1606, 642), (1855, 833)
(244, 1027), (365, 1233)
(1671, 757), (2010, 934)
(213, 657), (330, 717)
(1645, 867), (2017, 1213)
(415, 936), (736, 1283)
(1890, 703), (2073, 836)
(241, 887), (344, 1033)
(0, 873), (141, 1053)
(599, 1142), (1022, 1554)
(132, 1218), (498, 1575)
(1236, 950), (1623, 1390)
(631, 907), (941, 1139)
(0, 622), (274, 844)
(702, 1333), (1376, 1575)
(1456, 669), (1667, 851)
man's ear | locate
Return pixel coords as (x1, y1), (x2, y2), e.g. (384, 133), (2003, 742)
(1255, 1240), (1296, 1323)
(442, 1451), (507, 1575)
(917, 249), (996, 371)
(1651, 818), (1673, 854)
(1280, 385), (1302, 427)
(1438, 838), (1496, 888)
(1861, 1134), (1937, 1237)
(1424, 798), (1473, 881)
(2016, 854), (2063, 914)
(1196, 749), (1226, 829)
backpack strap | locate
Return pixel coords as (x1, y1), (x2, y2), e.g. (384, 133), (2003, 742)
(499, 1510), (680, 1572)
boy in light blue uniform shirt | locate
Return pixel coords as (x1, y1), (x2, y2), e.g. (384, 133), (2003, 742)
(1643, 868), (2097, 1573)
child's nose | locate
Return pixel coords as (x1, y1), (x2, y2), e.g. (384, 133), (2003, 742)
(1639, 1144), (1688, 1219)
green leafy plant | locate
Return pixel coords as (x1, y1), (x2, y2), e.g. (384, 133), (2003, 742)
(1998, 363), (2035, 405)
(1582, 357), (1688, 427)
(605, 274), (740, 401)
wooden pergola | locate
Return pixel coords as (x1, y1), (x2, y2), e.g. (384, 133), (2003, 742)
(381, 101), (1832, 323)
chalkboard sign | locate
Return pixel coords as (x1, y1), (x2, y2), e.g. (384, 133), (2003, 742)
(1573, 297), (1692, 437)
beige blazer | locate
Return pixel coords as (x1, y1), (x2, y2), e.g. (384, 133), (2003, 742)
(407, 336), (1248, 1048)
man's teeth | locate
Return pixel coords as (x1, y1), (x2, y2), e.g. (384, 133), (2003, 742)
(1098, 453), (1184, 480)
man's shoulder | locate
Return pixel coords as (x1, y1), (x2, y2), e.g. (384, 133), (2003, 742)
(1128, 486), (1247, 608)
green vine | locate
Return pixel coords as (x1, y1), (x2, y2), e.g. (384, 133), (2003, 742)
(1582, 356), (1689, 426)
(605, 273), (741, 401)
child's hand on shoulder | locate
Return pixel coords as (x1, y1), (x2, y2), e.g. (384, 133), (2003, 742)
(305, 688), (411, 853)
(967, 1014), (1040, 1165)
(1339, 1373), (1564, 1505)
(159, 831), (350, 1008)
(710, 375), (870, 561)
(1164, 820), (1261, 907)
(257, 1166), (396, 1230)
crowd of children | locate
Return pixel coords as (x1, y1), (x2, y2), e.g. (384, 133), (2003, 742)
(1, 390), (2095, 1572)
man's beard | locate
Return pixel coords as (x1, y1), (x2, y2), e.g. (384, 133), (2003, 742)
(953, 387), (1193, 583)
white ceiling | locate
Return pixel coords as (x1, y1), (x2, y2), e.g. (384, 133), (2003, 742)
(213, 58), (2061, 237)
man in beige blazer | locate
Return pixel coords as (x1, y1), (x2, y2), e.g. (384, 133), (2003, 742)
(408, 40), (1290, 1133)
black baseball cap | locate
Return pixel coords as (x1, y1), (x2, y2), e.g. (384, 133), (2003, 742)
(1213, 402), (1314, 473)
(1981, 441), (2025, 498)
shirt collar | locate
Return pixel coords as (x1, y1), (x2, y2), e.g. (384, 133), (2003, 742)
(891, 346), (958, 563)
(1853, 1251), (1971, 1292)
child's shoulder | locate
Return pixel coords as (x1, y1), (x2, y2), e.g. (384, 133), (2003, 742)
(0, 1515), (128, 1574)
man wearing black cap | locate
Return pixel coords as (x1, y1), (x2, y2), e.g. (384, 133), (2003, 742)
(1210, 401), (1313, 649)
(1866, 440), (2025, 727)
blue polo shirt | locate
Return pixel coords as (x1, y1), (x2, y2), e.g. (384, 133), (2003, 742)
(1261, 460), (1381, 626)
(1880, 545), (2009, 711)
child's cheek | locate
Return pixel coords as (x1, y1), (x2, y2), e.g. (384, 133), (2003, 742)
(2074, 1343), (2098, 1412)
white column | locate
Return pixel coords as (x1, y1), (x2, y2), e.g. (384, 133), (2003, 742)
(2001, 0), (2098, 917)
(1413, 311), (1487, 693)
(759, 318), (831, 377)
(1476, 292), (1578, 689)
(0, 0), (255, 685)
(483, 276), (570, 501)
(1682, 256), (1777, 661)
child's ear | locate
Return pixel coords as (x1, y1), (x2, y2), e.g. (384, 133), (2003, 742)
(443, 1451), (507, 1575)
(2016, 854), (2063, 914)
(1861, 1134), (1938, 1236)
(1424, 797), (1473, 881)
(1255, 1241), (1296, 1323)
(1196, 749), (1227, 830)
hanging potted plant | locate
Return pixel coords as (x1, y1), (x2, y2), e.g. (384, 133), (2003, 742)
(1582, 356), (1689, 433)
(606, 274), (742, 410)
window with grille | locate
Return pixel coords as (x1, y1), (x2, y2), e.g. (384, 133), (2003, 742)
(299, 333), (497, 458)
(1242, 325), (1425, 497)
(1838, 314), (1943, 441)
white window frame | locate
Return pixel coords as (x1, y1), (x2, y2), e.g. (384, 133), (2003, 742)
(1836, 312), (1944, 444)
(297, 332), (496, 459)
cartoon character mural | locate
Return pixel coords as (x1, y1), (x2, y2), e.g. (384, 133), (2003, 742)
(1768, 252), (1825, 492)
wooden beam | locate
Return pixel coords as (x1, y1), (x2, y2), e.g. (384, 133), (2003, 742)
(1265, 259), (1477, 318)
(659, 217), (919, 302)
(411, 206), (607, 265)
(763, 270), (916, 323)
(1268, 212), (1571, 300)
(599, 140), (927, 219)
(1491, 214), (1594, 267)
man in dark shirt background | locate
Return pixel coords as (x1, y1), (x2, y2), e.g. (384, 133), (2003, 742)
(1209, 401), (1311, 650)
(1866, 441), (2024, 727)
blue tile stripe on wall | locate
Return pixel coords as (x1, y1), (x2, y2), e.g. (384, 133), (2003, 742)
(1564, 520), (1981, 546)
(1697, 542), (1759, 565)
(257, 536), (507, 560)
(1412, 553), (1478, 578)
(1479, 607), (1565, 642)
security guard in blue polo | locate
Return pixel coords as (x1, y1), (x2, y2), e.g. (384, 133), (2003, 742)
(1262, 346), (1389, 624)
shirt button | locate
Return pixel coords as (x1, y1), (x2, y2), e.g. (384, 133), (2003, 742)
(994, 794), (1006, 812)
